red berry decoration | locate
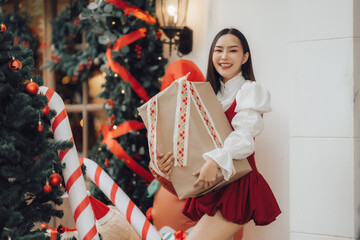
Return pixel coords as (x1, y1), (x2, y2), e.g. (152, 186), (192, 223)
(0, 24), (6, 33)
(25, 80), (39, 95)
(42, 105), (50, 116)
(8, 58), (22, 70)
(43, 183), (52, 193)
(49, 173), (62, 187)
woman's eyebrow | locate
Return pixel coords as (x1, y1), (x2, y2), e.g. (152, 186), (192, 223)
(214, 45), (240, 48)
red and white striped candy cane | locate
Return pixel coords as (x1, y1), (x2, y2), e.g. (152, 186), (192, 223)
(39, 86), (99, 240)
(80, 157), (163, 240)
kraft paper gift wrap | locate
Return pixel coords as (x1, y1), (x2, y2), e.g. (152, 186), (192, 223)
(138, 75), (251, 200)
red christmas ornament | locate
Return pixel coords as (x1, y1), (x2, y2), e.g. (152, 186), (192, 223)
(42, 105), (50, 116)
(43, 183), (52, 193)
(25, 81), (39, 95)
(37, 123), (44, 132)
(49, 173), (62, 187)
(57, 225), (65, 233)
(0, 24), (6, 33)
(8, 58), (22, 70)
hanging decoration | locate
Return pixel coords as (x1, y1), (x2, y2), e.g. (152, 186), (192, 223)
(24, 79), (39, 95)
(0, 24), (6, 33)
(49, 173), (62, 187)
(106, 28), (150, 102)
(100, 121), (154, 183)
(105, 0), (157, 24)
(43, 182), (52, 193)
(42, 105), (50, 116)
(8, 57), (22, 70)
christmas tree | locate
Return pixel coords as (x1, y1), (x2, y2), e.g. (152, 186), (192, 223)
(0, 11), (70, 240)
(44, 0), (167, 213)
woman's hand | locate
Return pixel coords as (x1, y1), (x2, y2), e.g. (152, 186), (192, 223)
(157, 152), (174, 177)
(193, 158), (219, 188)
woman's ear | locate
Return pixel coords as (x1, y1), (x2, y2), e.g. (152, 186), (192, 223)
(242, 52), (249, 65)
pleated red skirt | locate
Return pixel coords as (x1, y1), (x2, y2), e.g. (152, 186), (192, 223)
(182, 153), (281, 225)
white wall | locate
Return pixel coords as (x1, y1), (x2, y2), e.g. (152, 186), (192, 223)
(289, 0), (360, 239)
(163, 0), (360, 239)
(164, 0), (290, 239)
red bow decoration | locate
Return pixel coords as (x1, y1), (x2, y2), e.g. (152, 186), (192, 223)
(101, 121), (154, 183)
(174, 230), (187, 240)
(106, 28), (150, 102)
(41, 223), (77, 240)
(105, 0), (157, 24)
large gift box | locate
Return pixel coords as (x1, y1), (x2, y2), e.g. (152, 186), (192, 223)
(138, 74), (251, 200)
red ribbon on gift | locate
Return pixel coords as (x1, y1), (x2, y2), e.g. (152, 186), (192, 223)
(106, 28), (150, 102)
(41, 223), (77, 240)
(105, 0), (157, 24)
(174, 230), (187, 240)
(101, 121), (154, 183)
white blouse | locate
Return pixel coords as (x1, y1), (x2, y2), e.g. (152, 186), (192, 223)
(202, 73), (272, 180)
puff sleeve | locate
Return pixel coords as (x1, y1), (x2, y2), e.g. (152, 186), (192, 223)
(202, 81), (272, 180)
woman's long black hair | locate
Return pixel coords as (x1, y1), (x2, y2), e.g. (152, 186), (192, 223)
(206, 28), (256, 94)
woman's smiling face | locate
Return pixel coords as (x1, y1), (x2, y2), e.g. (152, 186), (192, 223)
(212, 33), (249, 82)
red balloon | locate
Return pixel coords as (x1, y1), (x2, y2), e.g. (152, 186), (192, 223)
(25, 81), (39, 95)
(160, 59), (205, 91)
(49, 173), (62, 187)
(43, 184), (52, 193)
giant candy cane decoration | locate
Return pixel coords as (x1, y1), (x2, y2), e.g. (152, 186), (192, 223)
(39, 86), (100, 240)
(80, 157), (162, 240)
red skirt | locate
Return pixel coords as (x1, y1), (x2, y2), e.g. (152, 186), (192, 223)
(182, 154), (281, 225)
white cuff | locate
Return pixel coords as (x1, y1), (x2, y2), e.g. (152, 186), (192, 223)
(202, 148), (234, 181)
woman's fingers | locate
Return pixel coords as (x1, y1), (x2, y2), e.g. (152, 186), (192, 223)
(157, 152), (174, 176)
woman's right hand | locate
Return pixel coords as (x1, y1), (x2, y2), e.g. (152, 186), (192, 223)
(157, 152), (174, 177)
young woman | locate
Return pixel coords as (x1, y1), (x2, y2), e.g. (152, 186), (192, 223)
(156, 28), (281, 240)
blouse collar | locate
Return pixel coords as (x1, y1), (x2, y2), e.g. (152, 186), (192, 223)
(219, 72), (246, 93)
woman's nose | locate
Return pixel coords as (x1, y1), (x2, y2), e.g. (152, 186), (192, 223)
(221, 51), (228, 59)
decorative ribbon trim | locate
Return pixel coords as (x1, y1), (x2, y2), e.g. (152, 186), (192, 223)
(113, 28), (147, 51)
(105, 28), (150, 102)
(173, 80), (191, 167)
(147, 75), (224, 178)
(147, 95), (169, 179)
(188, 82), (223, 149)
(101, 121), (154, 183)
(105, 0), (157, 24)
(41, 223), (77, 240)
(172, 76), (223, 167)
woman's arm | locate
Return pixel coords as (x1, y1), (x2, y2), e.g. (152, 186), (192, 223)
(202, 81), (272, 180)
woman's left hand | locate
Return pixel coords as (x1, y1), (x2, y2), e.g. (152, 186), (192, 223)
(193, 159), (219, 188)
